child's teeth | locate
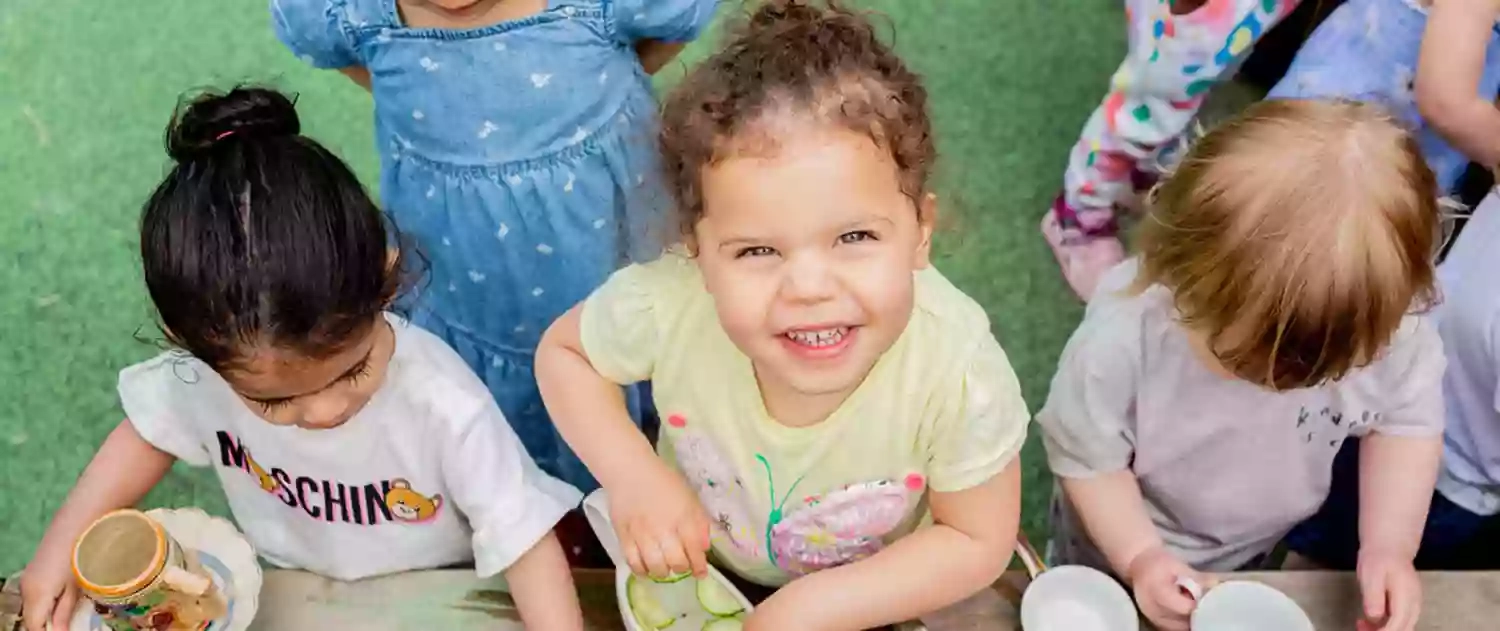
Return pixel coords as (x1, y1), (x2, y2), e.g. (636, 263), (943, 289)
(787, 328), (847, 347)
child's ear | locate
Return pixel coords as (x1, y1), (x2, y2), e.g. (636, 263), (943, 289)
(914, 192), (937, 269)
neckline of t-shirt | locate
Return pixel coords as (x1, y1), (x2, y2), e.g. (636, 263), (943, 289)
(737, 334), (908, 444)
(381, 0), (566, 35)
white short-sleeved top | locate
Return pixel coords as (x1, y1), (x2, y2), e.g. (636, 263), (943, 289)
(120, 314), (581, 581)
(1037, 260), (1446, 571)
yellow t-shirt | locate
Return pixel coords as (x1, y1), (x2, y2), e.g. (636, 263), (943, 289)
(580, 254), (1028, 586)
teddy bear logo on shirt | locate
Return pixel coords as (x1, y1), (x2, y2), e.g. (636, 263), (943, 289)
(385, 479), (444, 523)
(245, 452), (281, 494)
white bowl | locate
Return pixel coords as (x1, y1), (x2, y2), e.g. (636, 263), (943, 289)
(1019, 565), (1139, 631)
(1192, 581), (1313, 631)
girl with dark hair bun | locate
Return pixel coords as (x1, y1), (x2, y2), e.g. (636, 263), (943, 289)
(17, 86), (586, 631)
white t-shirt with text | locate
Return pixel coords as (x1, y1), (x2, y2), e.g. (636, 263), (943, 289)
(119, 314), (581, 581)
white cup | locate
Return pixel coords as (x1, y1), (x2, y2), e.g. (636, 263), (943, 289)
(1177, 578), (1314, 631)
(1020, 565), (1140, 631)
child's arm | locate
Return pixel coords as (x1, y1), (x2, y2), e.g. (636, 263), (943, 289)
(20, 420), (175, 631)
(337, 67), (373, 92)
(746, 463), (1020, 631)
(1058, 472), (1208, 630)
(1351, 318), (1446, 631)
(537, 304), (712, 578)
(503, 532), (584, 630)
(634, 41), (689, 75)
(1354, 434), (1441, 631)
(1416, 0), (1500, 168)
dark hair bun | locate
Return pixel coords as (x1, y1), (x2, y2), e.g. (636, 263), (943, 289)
(166, 86), (300, 162)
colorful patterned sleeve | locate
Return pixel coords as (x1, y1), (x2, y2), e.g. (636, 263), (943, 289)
(927, 335), (1030, 493)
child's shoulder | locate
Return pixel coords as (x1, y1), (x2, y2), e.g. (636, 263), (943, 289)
(380, 314), (503, 426)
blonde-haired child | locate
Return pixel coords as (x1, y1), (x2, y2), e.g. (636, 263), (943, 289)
(536, 1), (1030, 628)
(1038, 99), (1446, 631)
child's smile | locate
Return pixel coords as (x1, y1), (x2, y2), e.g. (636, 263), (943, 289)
(694, 124), (935, 426)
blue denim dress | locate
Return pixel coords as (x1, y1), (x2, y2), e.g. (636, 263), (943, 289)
(1268, 0), (1500, 191)
(272, 0), (716, 492)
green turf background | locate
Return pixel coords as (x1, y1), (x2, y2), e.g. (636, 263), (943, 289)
(0, 0), (1140, 575)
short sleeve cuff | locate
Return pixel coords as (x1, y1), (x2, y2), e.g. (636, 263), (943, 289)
(613, 0), (718, 43)
(471, 474), (582, 578)
(118, 359), (213, 467)
(1041, 433), (1130, 479)
(579, 292), (650, 385)
(927, 437), (1024, 494)
(270, 0), (359, 69)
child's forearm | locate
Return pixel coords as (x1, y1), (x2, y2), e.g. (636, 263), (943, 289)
(504, 532), (585, 631)
(752, 465), (1021, 630)
(1358, 433), (1443, 558)
(337, 66), (373, 92)
(756, 526), (1011, 630)
(36, 421), (175, 557)
(635, 40), (688, 75)
(1058, 471), (1167, 581)
(536, 307), (659, 489)
(1417, 0), (1500, 166)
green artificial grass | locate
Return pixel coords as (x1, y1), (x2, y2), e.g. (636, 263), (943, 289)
(0, 0), (1131, 574)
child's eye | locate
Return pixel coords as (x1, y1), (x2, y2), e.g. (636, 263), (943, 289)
(838, 230), (877, 244)
(257, 398), (293, 413)
(735, 246), (777, 259)
(343, 361), (373, 386)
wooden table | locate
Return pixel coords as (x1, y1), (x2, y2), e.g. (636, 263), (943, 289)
(7, 569), (1500, 629)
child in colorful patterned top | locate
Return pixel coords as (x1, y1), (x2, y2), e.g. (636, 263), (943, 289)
(1044, 0), (1301, 301)
(535, 2), (1030, 628)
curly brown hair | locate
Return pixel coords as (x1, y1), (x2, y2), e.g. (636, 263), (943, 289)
(658, 0), (935, 240)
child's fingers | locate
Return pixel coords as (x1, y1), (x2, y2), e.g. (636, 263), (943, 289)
(622, 531), (647, 576)
(1361, 570), (1389, 622)
(660, 537), (693, 577)
(1157, 582), (1198, 617)
(51, 587), (78, 631)
(678, 522), (710, 577)
(639, 538), (673, 579)
(1384, 577), (1418, 631)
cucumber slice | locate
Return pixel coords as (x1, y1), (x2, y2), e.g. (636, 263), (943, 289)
(651, 571), (692, 584)
(695, 577), (746, 617)
(702, 618), (744, 631)
(627, 575), (677, 629)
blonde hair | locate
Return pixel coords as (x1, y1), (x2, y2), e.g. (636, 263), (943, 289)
(1135, 99), (1440, 390)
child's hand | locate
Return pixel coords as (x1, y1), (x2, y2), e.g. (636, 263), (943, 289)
(1126, 546), (1212, 631)
(610, 458), (712, 579)
(1355, 549), (1421, 631)
(19, 541), (80, 631)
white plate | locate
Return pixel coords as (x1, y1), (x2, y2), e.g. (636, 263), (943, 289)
(70, 508), (261, 631)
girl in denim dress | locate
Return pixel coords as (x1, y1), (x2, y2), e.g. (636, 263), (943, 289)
(272, 0), (717, 494)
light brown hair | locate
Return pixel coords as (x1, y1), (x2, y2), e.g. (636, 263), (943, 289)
(1135, 99), (1440, 390)
(657, 0), (935, 238)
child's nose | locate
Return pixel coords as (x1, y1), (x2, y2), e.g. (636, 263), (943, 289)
(300, 396), (349, 428)
(781, 255), (839, 303)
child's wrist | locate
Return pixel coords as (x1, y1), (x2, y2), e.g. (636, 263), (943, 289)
(1122, 544), (1170, 586)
